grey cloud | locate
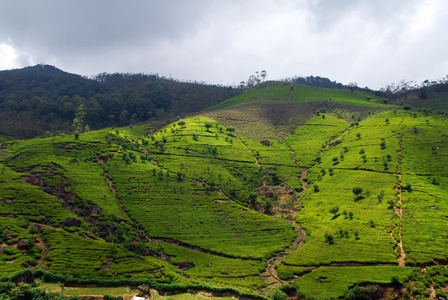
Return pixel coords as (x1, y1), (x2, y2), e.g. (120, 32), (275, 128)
(0, 1), (210, 55)
(0, 0), (447, 89)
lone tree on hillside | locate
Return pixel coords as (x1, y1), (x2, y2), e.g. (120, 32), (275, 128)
(329, 206), (339, 215)
(226, 127), (235, 134)
(352, 187), (363, 198)
(205, 122), (212, 132)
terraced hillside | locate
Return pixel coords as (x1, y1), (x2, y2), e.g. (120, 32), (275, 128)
(1, 84), (448, 299)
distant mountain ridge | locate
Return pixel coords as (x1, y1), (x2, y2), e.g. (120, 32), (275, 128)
(1, 64), (82, 78)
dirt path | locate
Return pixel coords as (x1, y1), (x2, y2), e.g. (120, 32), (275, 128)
(300, 168), (309, 191)
(263, 145), (309, 290)
(287, 86), (293, 101)
(393, 133), (406, 267)
(236, 134), (260, 167)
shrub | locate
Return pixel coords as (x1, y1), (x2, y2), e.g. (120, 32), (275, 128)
(324, 233), (334, 244)
(264, 200), (273, 214)
(352, 187), (363, 197)
(270, 288), (288, 300)
(28, 224), (39, 234)
(26, 236), (35, 248)
(391, 275), (401, 285)
(377, 190), (385, 202)
(104, 295), (123, 300)
(3, 247), (20, 255)
(329, 206), (339, 215)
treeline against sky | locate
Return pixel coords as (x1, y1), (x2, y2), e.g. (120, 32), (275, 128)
(0, 65), (239, 138)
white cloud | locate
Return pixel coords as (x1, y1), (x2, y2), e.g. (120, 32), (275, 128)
(0, 43), (21, 70)
(0, 41), (36, 70)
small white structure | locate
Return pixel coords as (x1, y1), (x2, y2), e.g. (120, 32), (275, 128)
(131, 297), (146, 300)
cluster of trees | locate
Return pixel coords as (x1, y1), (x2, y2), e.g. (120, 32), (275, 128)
(284, 75), (347, 89)
(239, 71), (268, 90)
(0, 65), (240, 138)
(378, 75), (448, 100)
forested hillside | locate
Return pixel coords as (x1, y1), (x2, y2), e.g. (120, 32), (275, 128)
(0, 65), (240, 138)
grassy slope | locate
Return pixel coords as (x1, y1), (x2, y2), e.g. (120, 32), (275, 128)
(202, 83), (391, 141)
(107, 117), (296, 259)
(0, 86), (447, 298)
(292, 266), (414, 299)
(205, 83), (388, 112)
(277, 110), (448, 298)
(4, 132), (128, 220)
(45, 230), (182, 281)
(0, 116), (297, 291)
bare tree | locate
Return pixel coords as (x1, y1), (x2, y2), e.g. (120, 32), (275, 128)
(261, 70), (267, 82)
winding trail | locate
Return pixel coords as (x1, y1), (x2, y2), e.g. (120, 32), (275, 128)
(263, 143), (310, 290)
(393, 134), (406, 267)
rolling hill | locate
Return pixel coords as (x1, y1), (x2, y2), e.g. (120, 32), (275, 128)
(0, 78), (448, 299)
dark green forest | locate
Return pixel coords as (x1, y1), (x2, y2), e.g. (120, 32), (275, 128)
(0, 65), (240, 138)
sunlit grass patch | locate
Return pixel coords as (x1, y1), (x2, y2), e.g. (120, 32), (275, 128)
(292, 266), (414, 299)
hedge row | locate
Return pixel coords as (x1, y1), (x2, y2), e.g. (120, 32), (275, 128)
(2, 269), (269, 300)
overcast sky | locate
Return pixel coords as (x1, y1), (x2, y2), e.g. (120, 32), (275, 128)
(0, 0), (447, 89)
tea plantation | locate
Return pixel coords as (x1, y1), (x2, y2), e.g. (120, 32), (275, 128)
(1, 91), (448, 299)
